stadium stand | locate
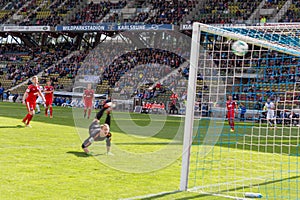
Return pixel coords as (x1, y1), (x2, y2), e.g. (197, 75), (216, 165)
(0, 0), (28, 24)
(69, 1), (127, 25)
(182, 0), (260, 24)
(41, 50), (88, 91)
(262, 0), (286, 9)
(18, 0), (79, 26)
(125, 0), (197, 24)
(0, 44), (81, 95)
(280, 0), (300, 22)
(0, 0), (299, 116)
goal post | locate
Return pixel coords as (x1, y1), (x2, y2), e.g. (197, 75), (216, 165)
(180, 22), (300, 199)
(180, 22), (201, 191)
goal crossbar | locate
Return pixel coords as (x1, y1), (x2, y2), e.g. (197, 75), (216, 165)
(197, 23), (300, 57)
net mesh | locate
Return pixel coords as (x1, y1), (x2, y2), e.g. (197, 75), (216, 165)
(188, 23), (300, 199)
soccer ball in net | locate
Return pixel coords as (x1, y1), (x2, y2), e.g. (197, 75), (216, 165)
(231, 40), (248, 56)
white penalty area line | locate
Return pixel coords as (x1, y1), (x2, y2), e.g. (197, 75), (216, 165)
(120, 190), (180, 200)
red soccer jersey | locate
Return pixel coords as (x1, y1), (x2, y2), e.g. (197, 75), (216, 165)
(44, 85), (54, 100)
(83, 89), (94, 102)
(26, 84), (40, 103)
(226, 100), (236, 113)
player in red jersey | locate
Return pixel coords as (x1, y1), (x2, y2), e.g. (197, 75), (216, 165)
(83, 83), (94, 119)
(44, 79), (54, 118)
(22, 76), (45, 127)
(226, 95), (238, 132)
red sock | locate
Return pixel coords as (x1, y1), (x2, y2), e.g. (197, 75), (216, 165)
(26, 114), (33, 125)
(229, 120), (234, 129)
(88, 109), (91, 118)
(23, 114), (30, 123)
(45, 107), (48, 115)
(50, 107), (53, 116)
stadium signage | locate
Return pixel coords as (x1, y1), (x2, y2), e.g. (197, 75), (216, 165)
(117, 24), (146, 30)
(56, 24), (173, 32)
(181, 24), (192, 30)
(181, 22), (300, 30)
(116, 24), (173, 30)
(264, 22), (300, 26)
(180, 24), (247, 30)
(3, 26), (51, 32)
(56, 25), (108, 31)
(54, 91), (105, 98)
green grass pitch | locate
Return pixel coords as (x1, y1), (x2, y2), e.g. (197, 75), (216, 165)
(0, 102), (299, 199)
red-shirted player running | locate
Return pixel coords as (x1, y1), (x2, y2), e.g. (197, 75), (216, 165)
(226, 95), (238, 132)
(22, 76), (45, 127)
(83, 83), (94, 119)
(44, 79), (54, 118)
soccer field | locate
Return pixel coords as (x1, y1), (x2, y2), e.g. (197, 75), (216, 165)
(0, 102), (299, 199)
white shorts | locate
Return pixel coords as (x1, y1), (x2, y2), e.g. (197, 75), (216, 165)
(267, 111), (276, 120)
(36, 96), (43, 104)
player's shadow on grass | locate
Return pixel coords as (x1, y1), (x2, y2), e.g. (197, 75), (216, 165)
(0, 125), (24, 128)
(66, 151), (91, 157)
(66, 151), (106, 157)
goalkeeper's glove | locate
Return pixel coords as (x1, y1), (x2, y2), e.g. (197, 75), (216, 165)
(106, 132), (112, 138)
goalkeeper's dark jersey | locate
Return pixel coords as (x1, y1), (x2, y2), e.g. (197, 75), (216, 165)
(87, 120), (111, 146)
(89, 120), (101, 137)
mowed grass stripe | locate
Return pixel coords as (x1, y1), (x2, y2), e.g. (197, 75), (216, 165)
(0, 103), (199, 200)
(1, 102), (298, 199)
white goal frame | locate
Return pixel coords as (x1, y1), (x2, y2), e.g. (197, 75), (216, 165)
(180, 22), (300, 191)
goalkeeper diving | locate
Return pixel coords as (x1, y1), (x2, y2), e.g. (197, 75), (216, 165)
(81, 102), (114, 155)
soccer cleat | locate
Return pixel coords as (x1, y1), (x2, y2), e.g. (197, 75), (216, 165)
(86, 152), (93, 156)
(230, 129), (234, 132)
(107, 152), (114, 156)
(36, 111), (40, 114)
(26, 124), (32, 128)
(50, 116), (53, 119)
(82, 147), (91, 154)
